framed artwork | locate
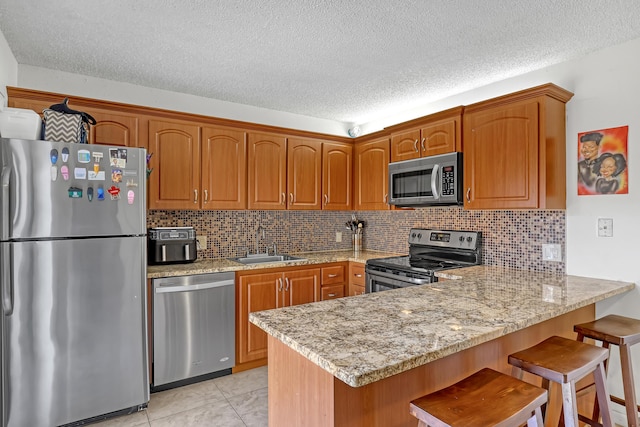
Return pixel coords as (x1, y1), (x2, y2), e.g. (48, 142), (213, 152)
(577, 125), (628, 195)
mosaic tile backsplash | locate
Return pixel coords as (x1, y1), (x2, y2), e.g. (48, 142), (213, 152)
(148, 207), (566, 273)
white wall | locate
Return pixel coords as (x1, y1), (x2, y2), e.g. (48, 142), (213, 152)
(0, 27), (18, 109)
(16, 65), (350, 136)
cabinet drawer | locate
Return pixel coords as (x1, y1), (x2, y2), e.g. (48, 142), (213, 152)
(349, 264), (365, 286)
(321, 285), (345, 300)
(348, 284), (365, 296)
(321, 265), (345, 285)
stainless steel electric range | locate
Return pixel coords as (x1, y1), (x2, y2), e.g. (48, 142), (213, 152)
(365, 228), (482, 293)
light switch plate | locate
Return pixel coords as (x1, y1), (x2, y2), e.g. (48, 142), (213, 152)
(542, 244), (562, 262)
(597, 218), (613, 237)
(196, 235), (207, 250)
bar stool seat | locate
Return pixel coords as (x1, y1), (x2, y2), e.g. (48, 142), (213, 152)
(574, 314), (640, 427)
(508, 335), (613, 427)
(409, 368), (547, 427)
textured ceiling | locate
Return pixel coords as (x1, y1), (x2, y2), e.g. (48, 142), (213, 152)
(2, 1), (640, 125)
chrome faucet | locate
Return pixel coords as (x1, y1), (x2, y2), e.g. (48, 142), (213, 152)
(255, 225), (266, 255)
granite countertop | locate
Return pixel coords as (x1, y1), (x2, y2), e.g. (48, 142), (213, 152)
(249, 265), (635, 388)
(147, 250), (401, 278)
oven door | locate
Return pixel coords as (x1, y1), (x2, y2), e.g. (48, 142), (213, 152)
(365, 267), (434, 293)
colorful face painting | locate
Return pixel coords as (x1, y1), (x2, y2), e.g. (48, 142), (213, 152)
(577, 125), (628, 195)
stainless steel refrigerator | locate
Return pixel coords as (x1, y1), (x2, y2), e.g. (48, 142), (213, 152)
(0, 138), (149, 426)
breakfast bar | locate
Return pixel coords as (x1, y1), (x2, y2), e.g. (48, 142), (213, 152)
(250, 266), (635, 427)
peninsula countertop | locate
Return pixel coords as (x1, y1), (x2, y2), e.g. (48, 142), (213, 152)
(250, 265), (635, 388)
(147, 249), (400, 278)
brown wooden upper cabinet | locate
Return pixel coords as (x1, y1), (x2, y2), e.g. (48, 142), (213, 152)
(148, 120), (247, 210)
(287, 138), (322, 210)
(85, 109), (139, 147)
(8, 93), (140, 148)
(248, 132), (288, 209)
(462, 84), (573, 210)
(148, 119), (201, 209)
(354, 136), (390, 210)
(201, 126), (247, 210)
(390, 107), (463, 162)
(322, 142), (352, 210)
(248, 134), (351, 210)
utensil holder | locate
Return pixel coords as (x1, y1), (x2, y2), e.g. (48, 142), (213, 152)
(352, 233), (362, 252)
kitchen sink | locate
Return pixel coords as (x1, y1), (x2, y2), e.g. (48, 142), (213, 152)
(230, 254), (307, 265)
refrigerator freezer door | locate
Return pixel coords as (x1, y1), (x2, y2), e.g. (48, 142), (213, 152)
(0, 138), (146, 240)
(2, 237), (149, 426)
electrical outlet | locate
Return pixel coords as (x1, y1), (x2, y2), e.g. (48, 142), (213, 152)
(196, 235), (207, 250)
(542, 244), (562, 262)
(336, 231), (342, 242)
(597, 218), (613, 237)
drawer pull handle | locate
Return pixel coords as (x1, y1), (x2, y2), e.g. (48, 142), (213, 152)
(327, 274), (338, 278)
(328, 293), (336, 297)
(354, 274), (363, 278)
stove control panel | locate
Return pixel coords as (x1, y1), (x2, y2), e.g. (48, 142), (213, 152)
(408, 228), (481, 250)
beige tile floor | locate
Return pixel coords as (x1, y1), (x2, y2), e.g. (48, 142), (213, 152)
(93, 367), (268, 427)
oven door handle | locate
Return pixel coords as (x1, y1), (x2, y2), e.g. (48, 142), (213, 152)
(367, 269), (432, 285)
(430, 163), (440, 200)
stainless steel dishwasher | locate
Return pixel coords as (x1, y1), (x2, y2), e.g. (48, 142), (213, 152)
(152, 272), (235, 391)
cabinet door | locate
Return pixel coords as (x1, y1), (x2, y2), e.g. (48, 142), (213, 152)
(420, 117), (459, 156)
(86, 109), (139, 147)
(148, 120), (201, 209)
(237, 272), (281, 364)
(287, 138), (321, 210)
(283, 268), (320, 306)
(390, 129), (421, 162)
(322, 142), (352, 210)
(354, 137), (390, 210)
(248, 133), (287, 210)
(463, 100), (539, 209)
(201, 126), (247, 210)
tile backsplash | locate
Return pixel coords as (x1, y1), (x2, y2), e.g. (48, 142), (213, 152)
(148, 207), (566, 273)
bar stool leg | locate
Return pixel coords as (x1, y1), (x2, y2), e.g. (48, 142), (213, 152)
(529, 407), (544, 427)
(621, 343), (640, 427)
(561, 381), (580, 426)
(594, 361), (614, 427)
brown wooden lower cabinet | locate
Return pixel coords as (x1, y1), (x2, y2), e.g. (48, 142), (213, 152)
(348, 263), (365, 296)
(236, 266), (321, 369)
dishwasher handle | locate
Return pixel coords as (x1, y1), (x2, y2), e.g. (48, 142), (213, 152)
(155, 279), (235, 294)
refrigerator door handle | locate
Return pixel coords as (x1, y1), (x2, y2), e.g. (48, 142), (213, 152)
(1, 244), (13, 316)
(1, 166), (10, 241)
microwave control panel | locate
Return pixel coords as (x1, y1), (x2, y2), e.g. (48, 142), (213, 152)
(441, 165), (456, 196)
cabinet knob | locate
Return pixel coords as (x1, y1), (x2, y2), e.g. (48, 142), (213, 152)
(194, 189), (198, 203)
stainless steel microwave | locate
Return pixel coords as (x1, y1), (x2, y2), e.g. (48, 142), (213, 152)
(388, 152), (463, 207)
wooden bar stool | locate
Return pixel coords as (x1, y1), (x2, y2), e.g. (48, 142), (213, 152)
(508, 335), (613, 427)
(574, 314), (640, 427)
(409, 368), (547, 427)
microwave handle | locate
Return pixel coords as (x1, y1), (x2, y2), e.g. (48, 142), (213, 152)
(431, 164), (440, 200)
